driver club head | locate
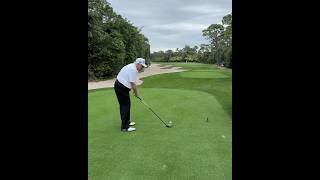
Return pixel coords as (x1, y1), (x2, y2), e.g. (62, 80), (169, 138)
(166, 121), (173, 128)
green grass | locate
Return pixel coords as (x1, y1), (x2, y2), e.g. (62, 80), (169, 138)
(180, 71), (229, 79)
(89, 62), (232, 180)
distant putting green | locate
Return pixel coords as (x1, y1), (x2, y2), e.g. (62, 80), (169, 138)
(180, 70), (228, 78)
(89, 63), (232, 180)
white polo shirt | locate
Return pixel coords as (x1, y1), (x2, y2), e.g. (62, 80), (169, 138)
(116, 63), (138, 89)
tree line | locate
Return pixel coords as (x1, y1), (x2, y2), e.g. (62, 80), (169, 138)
(151, 13), (232, 68)
(88, 0), (150, 80)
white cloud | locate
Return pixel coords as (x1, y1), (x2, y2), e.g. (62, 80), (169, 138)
(151, 23), (207, 32)
(108, 0), (232, 52)
(178, 5), (226, 14)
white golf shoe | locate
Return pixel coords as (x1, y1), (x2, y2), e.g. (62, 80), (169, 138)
(129, 122), (136, 126)
(127, 127), (136, 132)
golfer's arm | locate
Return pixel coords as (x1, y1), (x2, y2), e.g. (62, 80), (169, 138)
(130, 82), (139, 97)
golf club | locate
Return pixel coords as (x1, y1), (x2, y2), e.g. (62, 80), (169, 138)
(136, 96), (173, 128)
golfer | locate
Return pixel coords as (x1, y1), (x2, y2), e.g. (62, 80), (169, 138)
(114, 58), (147, 132)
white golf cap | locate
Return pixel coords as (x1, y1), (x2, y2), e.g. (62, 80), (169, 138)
(135, 58), (147, 67)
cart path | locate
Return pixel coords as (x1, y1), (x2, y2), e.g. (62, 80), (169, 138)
(88, 63), (185, 90)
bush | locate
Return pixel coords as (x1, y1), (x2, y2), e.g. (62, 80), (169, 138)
(224, 48), (232, 68)
(88, 69), (96, 81)
(170, 56), (183, 62)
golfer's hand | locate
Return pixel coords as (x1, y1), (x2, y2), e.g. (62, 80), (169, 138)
(133, 92), (139, 97)
(135, 94), (141, 99)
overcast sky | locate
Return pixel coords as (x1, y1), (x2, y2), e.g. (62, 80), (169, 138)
(107, 0), (232, 52)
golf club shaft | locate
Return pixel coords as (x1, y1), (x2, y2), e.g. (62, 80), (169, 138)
(136, 97), (169, 126)
(147, 106), (168, 126)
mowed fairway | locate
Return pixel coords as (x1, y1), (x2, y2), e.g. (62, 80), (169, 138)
(89, 63), (232, 180)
